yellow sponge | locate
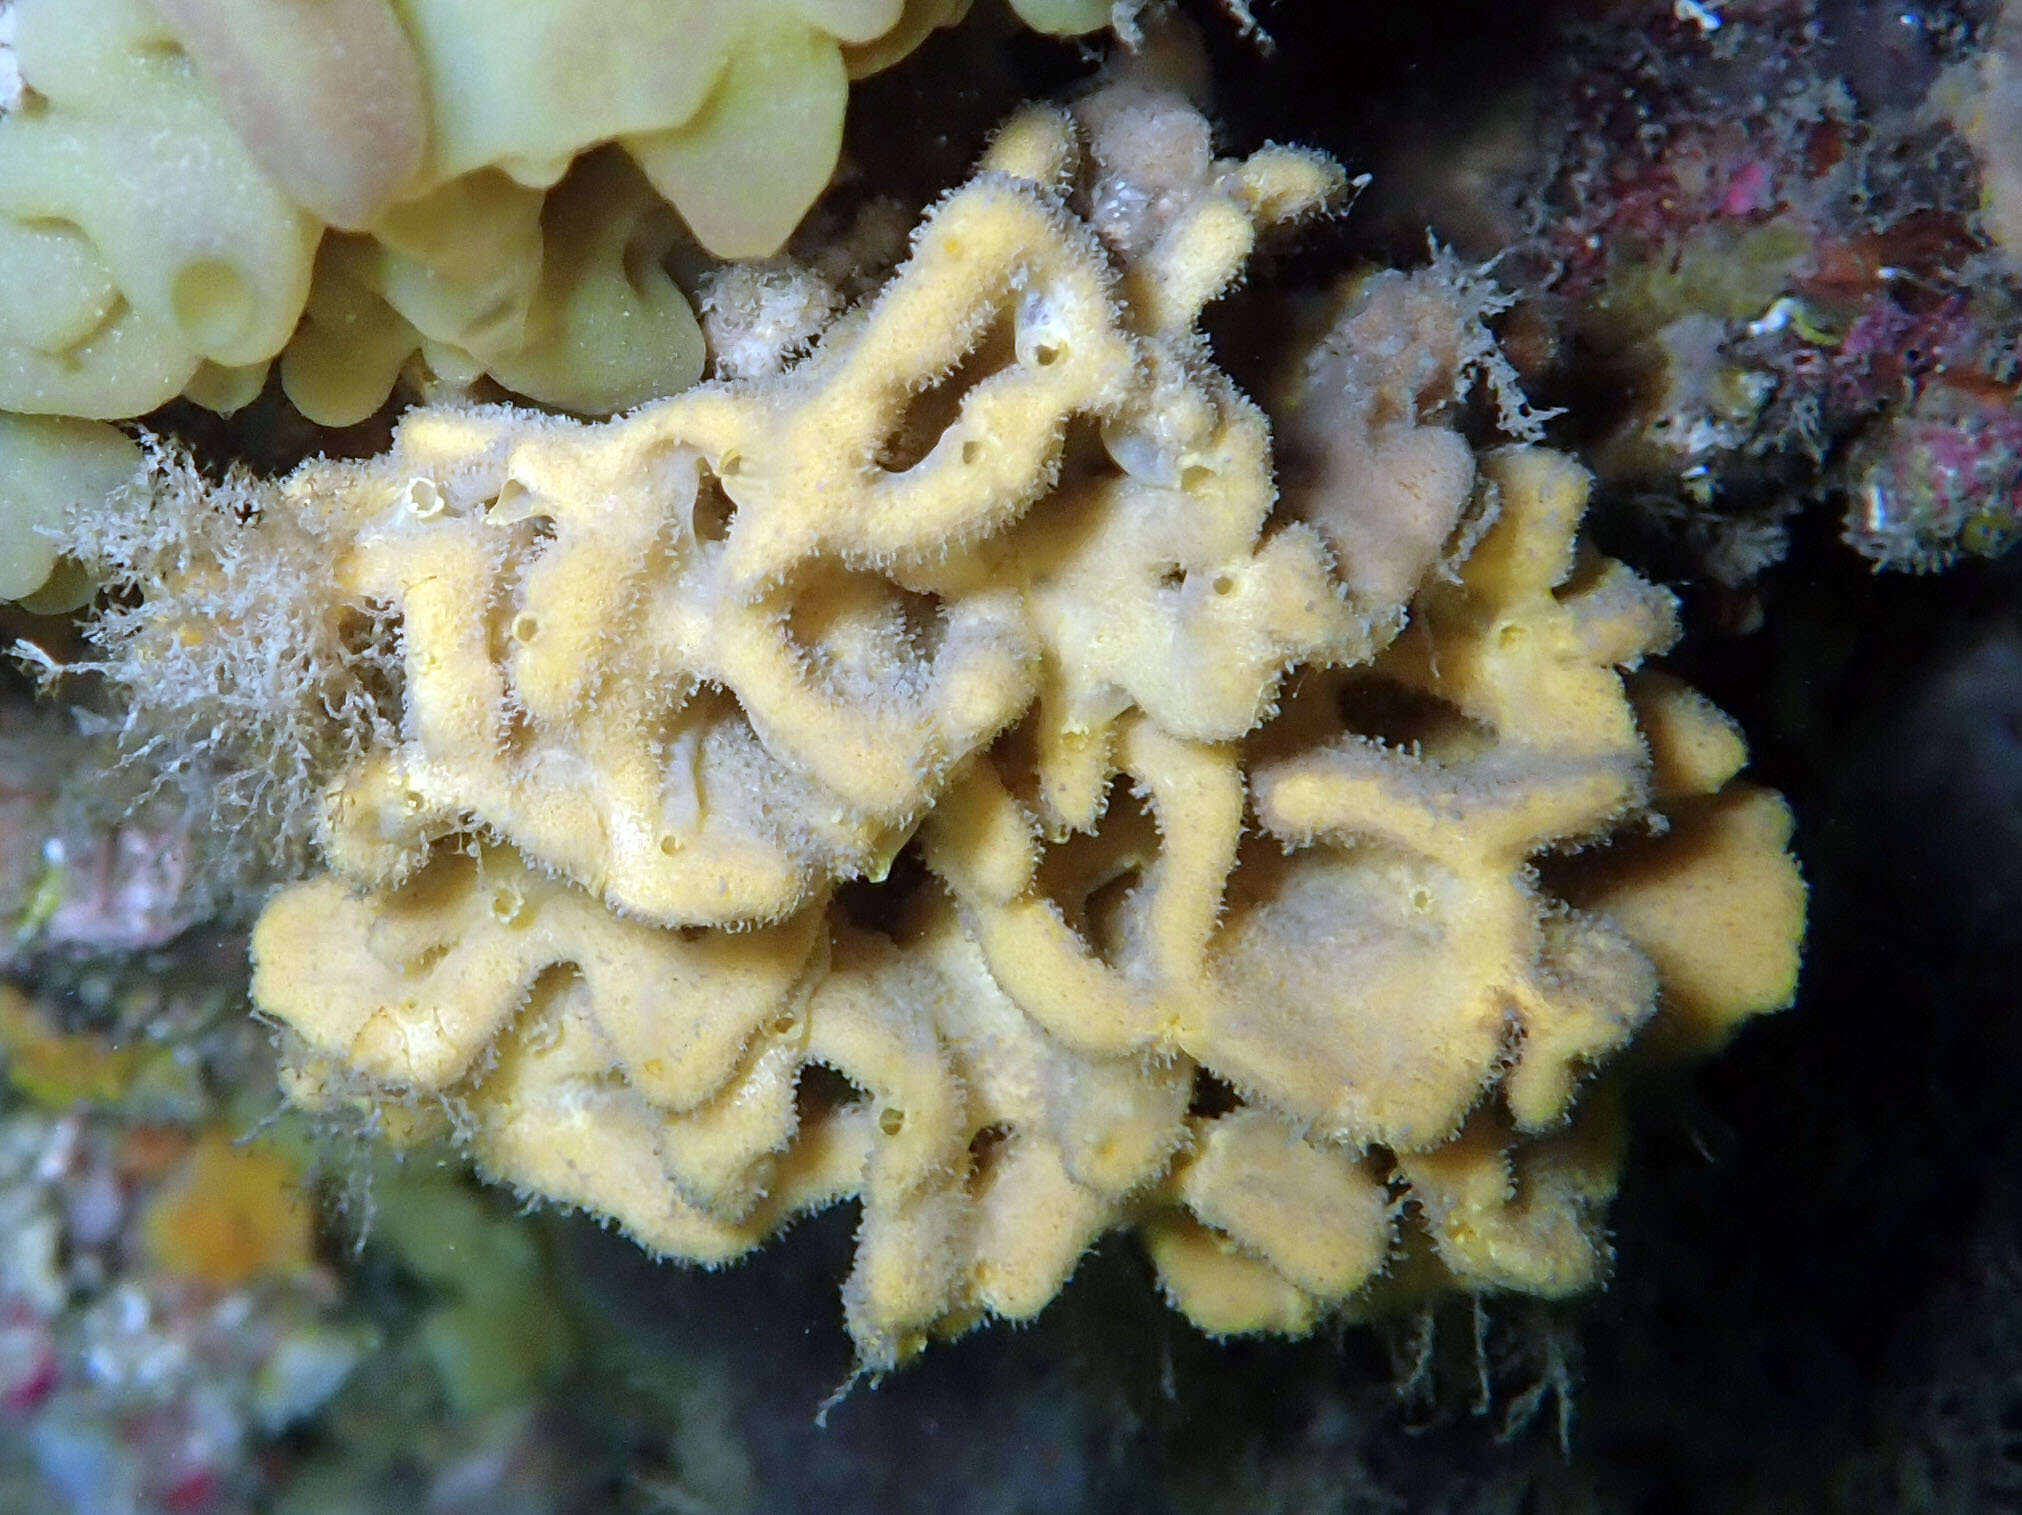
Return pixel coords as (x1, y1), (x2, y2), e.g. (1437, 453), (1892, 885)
(0, 412), (139, 604)
(0, 0), (1047, 421)
(231, 88), (1806, 1368)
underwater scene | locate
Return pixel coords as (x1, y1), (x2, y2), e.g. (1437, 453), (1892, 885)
(0, 0), (2015, 1509)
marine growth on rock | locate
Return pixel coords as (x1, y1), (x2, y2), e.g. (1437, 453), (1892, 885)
(48, 69), (1806, 1373)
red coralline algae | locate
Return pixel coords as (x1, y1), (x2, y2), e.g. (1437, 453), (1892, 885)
(1500, 0), (2022, 574)
(1840, 385), (2022, 566)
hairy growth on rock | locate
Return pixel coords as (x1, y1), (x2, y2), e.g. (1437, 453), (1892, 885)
(71, 85), (1804, 1372)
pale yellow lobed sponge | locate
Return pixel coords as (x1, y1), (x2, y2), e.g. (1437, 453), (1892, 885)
(279, 151), (708, 426)
(0, 0), (1100, 425)
(277, 0), (970, 422)
(0, 0), (318, 418)
(205, 86), (1802, 1368)
(0, 411), (140, 607)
